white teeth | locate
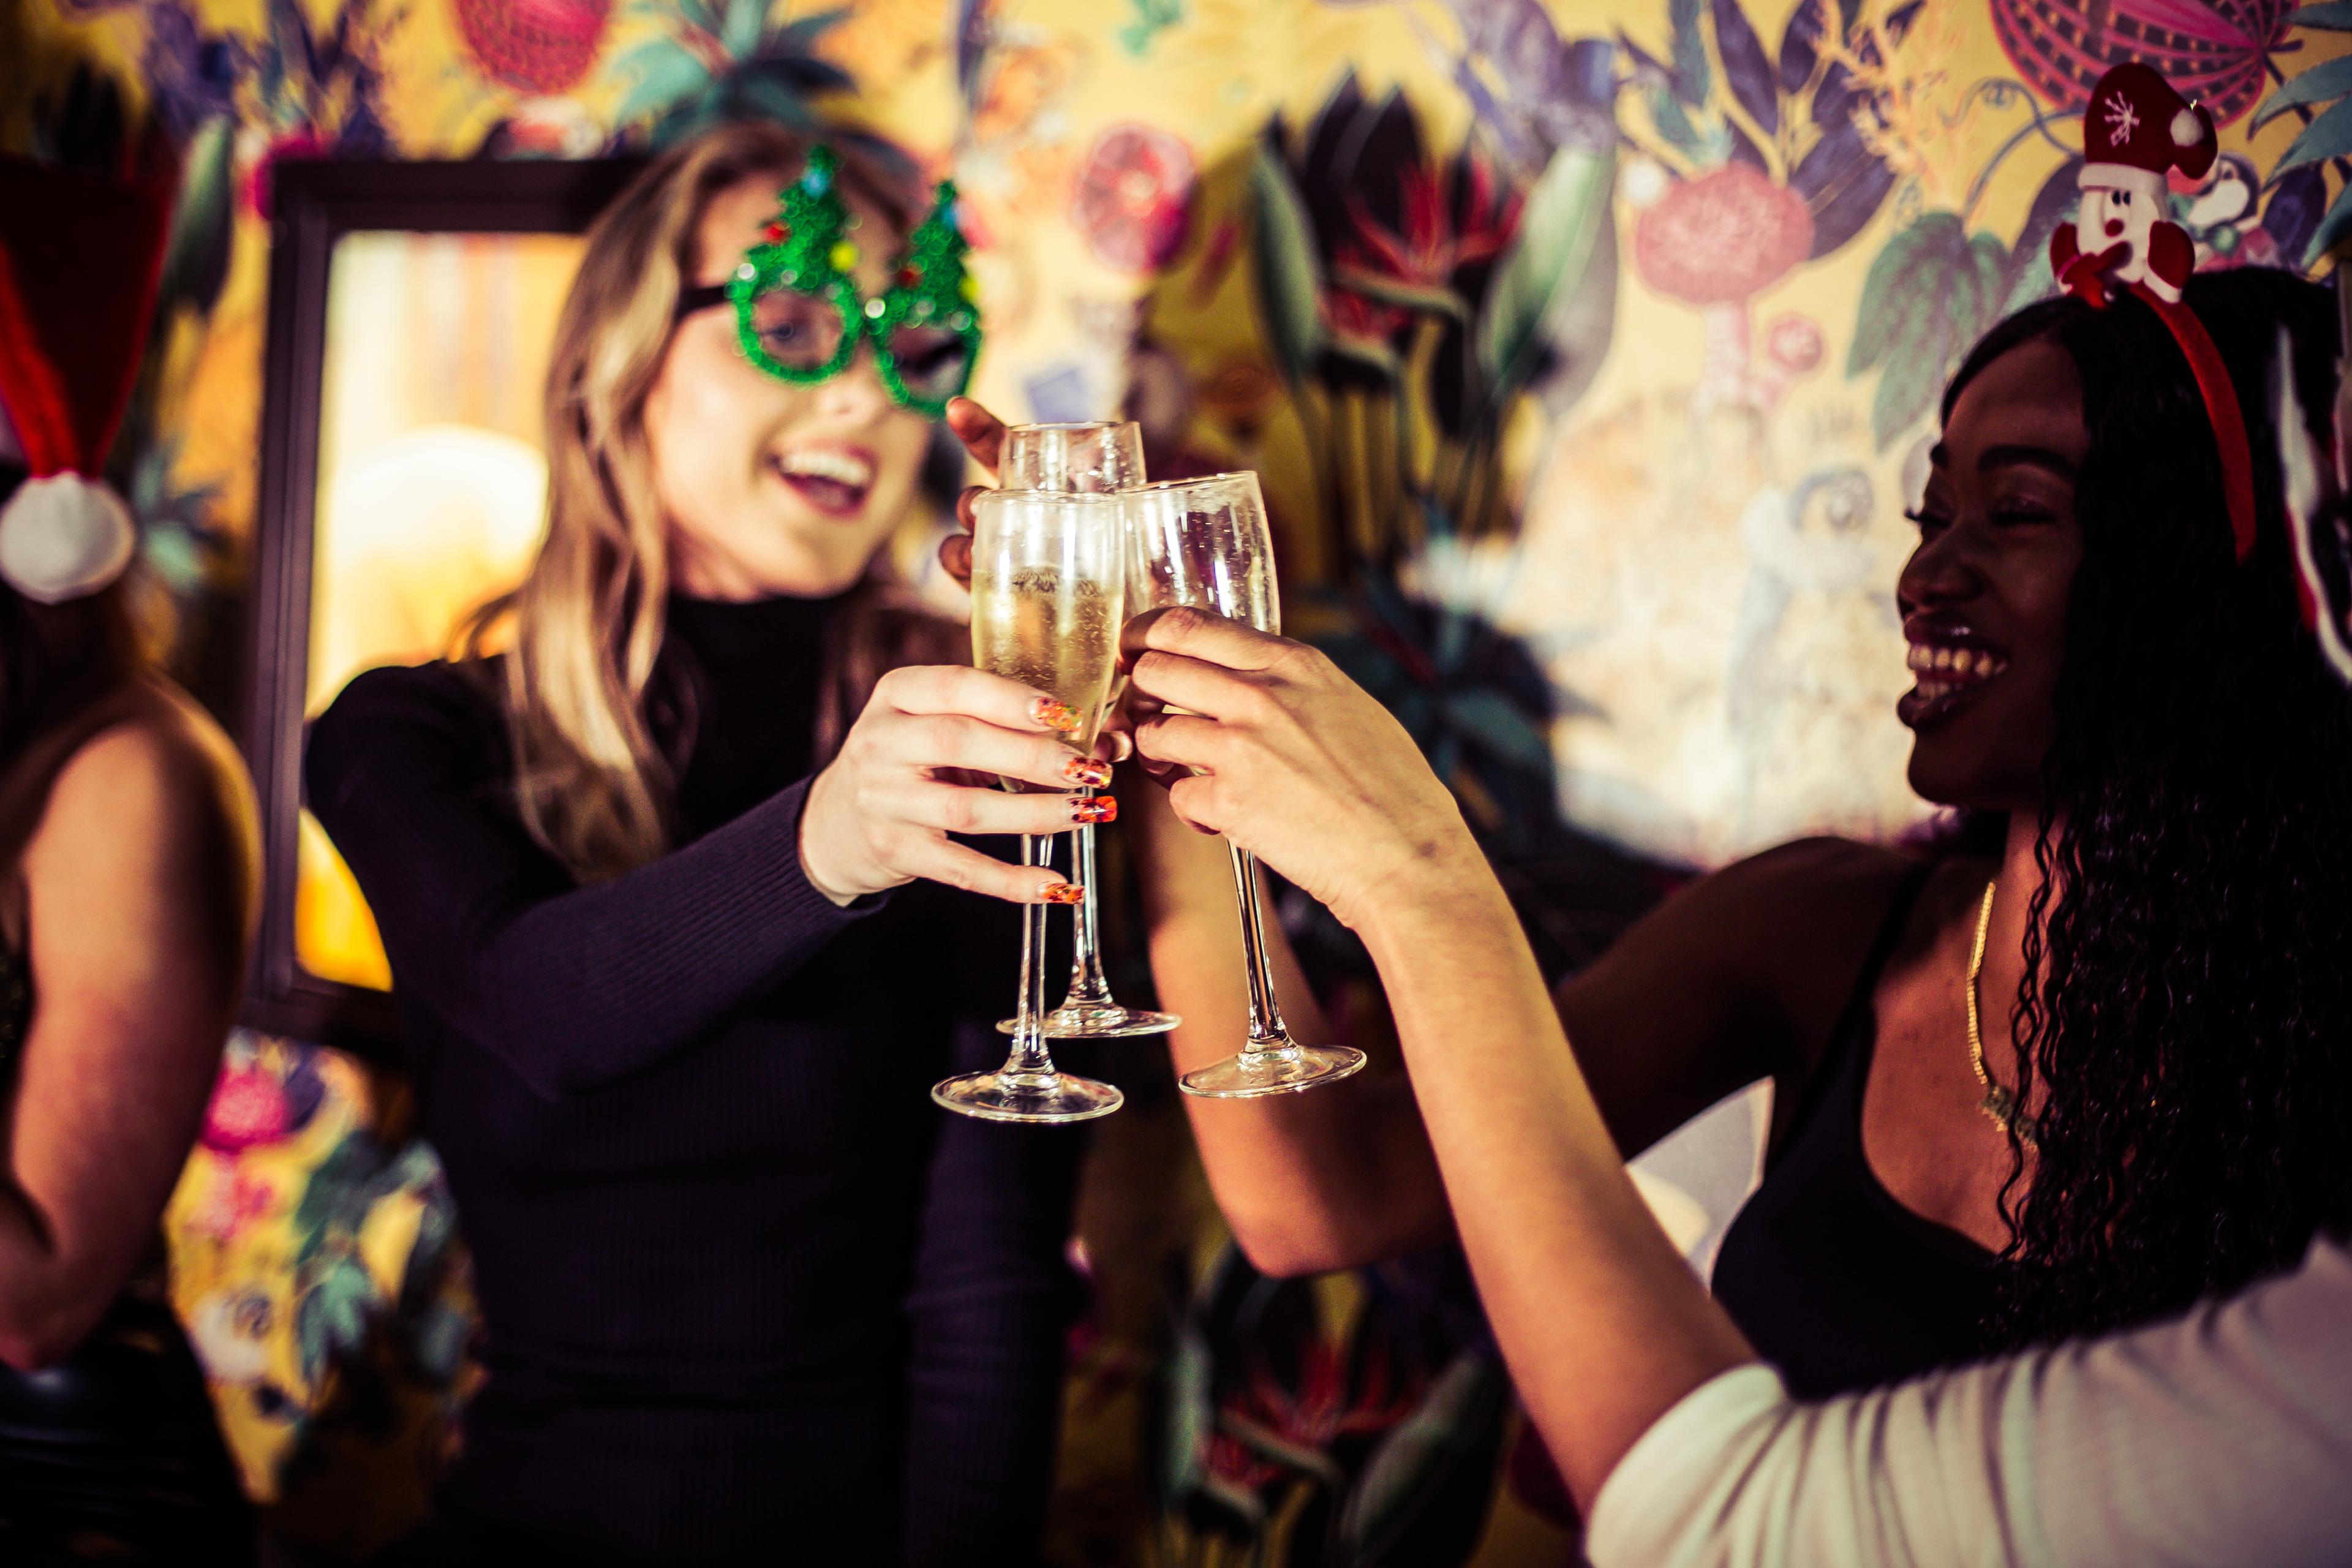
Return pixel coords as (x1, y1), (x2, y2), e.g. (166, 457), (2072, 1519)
(1907, 643), (2008, 681)
(775, 449), (875, 489)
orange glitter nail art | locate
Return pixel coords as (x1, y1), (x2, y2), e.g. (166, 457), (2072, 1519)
(1070, 795), (1118, 824)
(1040, 881), (1087, 904)
(1062, 756), (1112, 787)
(1030, 698), (1079, 733)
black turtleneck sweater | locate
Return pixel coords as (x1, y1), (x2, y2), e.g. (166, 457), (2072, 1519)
(304, 594), (1082, 1566)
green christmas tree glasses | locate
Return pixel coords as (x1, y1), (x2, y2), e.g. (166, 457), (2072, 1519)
(674, 145), (984, 419)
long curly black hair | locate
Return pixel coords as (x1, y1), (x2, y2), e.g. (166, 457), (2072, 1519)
(1940, 268), (2352, 1346)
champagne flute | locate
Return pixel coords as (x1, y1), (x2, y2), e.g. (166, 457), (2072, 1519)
(1001, 421), (1147, 494)
(1127, 473), (1368, 1098)
(934, 490), (1129, 1123)
(992, 421), (1178, 1041)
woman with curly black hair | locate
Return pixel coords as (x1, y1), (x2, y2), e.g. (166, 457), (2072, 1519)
(1102, 262), (2352, 1422)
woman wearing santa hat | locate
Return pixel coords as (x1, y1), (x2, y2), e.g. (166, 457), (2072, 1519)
(0, 151), (260, 1561)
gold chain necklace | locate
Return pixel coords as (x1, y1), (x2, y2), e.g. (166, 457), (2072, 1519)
(1966, 879), (2039, 1152)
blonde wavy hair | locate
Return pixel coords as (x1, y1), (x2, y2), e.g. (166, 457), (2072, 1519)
(460, 121), (963, 883)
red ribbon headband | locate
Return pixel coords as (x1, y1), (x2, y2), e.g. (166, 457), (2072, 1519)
(2132, 282), (2260, 564)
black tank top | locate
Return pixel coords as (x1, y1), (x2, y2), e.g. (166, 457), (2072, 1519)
(1709, 862), (2010, 1398)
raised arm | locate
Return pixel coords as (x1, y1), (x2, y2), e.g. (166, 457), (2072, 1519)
(1129, 778), (1451, 1275)
(1127, 609), (1756, 1507)
(1125, 634), (1896, 1281)
(306, 660), (1110, 1099)
(0, 688), (258, 1369)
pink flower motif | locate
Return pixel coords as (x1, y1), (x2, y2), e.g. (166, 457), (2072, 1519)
(202, 1065), (292, 1153)
(1632, 164), (1814, 307)
(189, 1166), (279, 1240)
(1765, 313), (1825, 376)
(241, 130), (330, 222)
(1071, 124), (1196, 274)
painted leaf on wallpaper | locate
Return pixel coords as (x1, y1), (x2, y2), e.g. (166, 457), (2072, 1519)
(720, 0), (764, 64)
(1440, 687), (1556, 774)
(1851, 212), (2007, 449)
(2000, 160), (2081, 315)
(1332, 1354), (1510, 1564)
(295, 1251), (375, 1386)
(1790, 117), (1898, 258)
(610, 39), (709, 130)
(1250, 132), (1328, 384)
(1710, 0), (1779, 138)
(1644, 85), (1709, 162)
(157, 115), (235, 316)
(2263, 165), (2328, 259)
(2270, 96), (2352, 183)
(1668, 0), (1711, 108)
(614, 9), (853, 143)
(1476, 140), (1613, 399)
(1777, 0), (1823, 95)
(2305, 182), (2352, 258)
(2254, 51), (2352, 126)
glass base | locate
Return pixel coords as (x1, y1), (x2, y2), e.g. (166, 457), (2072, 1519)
(933, 1068), (1125, 1123)
(996, 1002), (1181, 1039)
(1178, 1041), (1367, 1099)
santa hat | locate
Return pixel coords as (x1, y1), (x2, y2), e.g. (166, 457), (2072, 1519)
(0, 154), (174, 605)
(2080, 62), (2218, 200)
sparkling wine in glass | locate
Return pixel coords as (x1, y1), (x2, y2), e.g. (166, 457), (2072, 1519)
(934, 490), (1128, 1123)
(991, 421), (1177, 1042)
(1127, 472), (1368, 1098)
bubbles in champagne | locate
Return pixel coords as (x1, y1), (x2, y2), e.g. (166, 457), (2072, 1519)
(971, 567), (1120, 790)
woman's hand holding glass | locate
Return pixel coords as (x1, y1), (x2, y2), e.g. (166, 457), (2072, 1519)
(1125, 608), (1484, 939)
(798, 663), (1114, 906)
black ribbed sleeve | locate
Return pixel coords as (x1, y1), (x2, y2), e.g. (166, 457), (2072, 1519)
(306, 665), (878, 1098)
(303, 594), (1081, 1567)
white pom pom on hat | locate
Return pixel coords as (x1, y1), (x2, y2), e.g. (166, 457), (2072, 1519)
(0, 474), (136, 605)
(2172, 107), (2203, 146)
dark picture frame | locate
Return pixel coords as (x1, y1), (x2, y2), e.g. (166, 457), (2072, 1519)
(243, 158), (638, 1059)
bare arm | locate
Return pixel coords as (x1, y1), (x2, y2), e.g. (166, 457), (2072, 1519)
(1129, 700), (1897, 1279)
(1128, 610), (1757, 1509)
(0, 688), (258, 1369)
(1131, 778), (1450, 1275)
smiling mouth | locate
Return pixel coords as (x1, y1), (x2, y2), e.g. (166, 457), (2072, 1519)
(1899, 633), (2010, 728)
(768, 447), (876, 518)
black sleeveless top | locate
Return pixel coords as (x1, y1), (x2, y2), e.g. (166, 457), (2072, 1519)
(1710, 863), (2010, 1398)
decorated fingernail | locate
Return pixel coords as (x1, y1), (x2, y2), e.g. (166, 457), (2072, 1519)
(1040, 881), (1087, 904)
(1069, 795), (1118, 824)
(1031, 698), (1079, 733)
(1063, 756), (1112, 787)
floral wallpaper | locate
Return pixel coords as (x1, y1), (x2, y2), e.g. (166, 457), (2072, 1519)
(6, 0), (2350, 1560)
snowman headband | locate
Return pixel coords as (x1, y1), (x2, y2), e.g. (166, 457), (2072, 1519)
(2049, 63), (2257, 562)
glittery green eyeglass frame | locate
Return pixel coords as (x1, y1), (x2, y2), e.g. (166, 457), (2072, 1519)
(673, 146), (984, 420)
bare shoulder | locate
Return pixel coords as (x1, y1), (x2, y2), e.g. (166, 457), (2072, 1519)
(1702, 835), (1920, 912)
(1659, 836), (1926, 1005)
(31, 680), (258, 897)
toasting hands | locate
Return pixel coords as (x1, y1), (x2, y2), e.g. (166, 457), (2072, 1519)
(1122, 608), (1481, 933)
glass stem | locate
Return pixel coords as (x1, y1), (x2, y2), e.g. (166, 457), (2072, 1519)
(1227, 843), (1291, 1051)
(1009, 834), (1058, 1079)
(1061, 812), (1115, 1009)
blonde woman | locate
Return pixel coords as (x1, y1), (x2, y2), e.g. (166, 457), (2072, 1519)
(307, 125), (1106, 1564)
